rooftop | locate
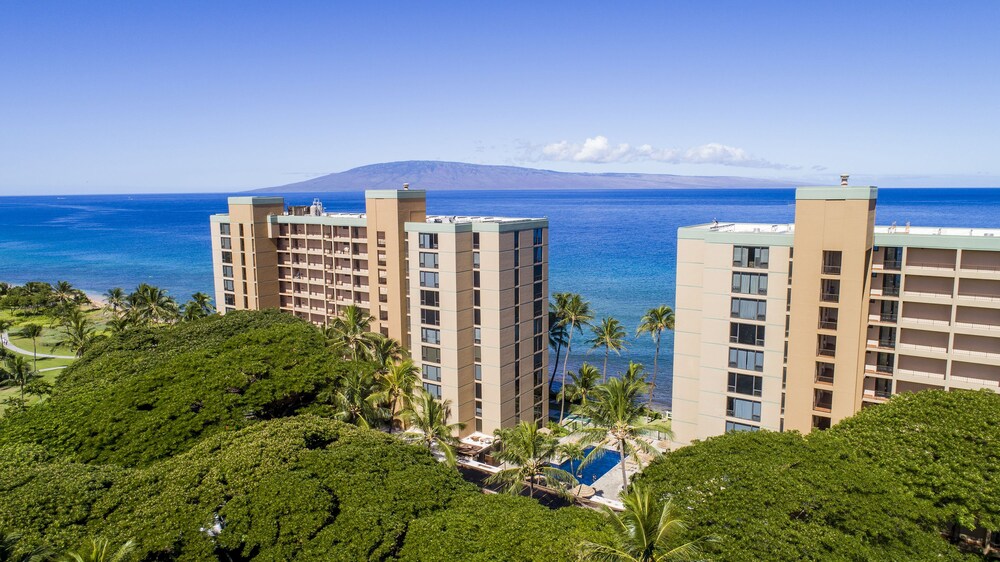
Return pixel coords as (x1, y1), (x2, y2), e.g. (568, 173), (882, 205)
(425, 214), (543, 224)
(685, 222), (1000, 238)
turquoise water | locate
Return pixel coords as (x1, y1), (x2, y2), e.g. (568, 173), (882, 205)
(553, 446), (617, 485)
(2, 187), (999, 406)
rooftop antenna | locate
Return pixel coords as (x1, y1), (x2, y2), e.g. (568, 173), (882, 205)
(840, 174), (849, 186)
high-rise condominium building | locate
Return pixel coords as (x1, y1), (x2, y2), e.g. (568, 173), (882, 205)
(209, 189), (549, 435)
(672, 181), (1000, 445)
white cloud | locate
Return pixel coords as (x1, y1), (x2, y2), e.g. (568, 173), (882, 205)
(520, 135), (797, 170)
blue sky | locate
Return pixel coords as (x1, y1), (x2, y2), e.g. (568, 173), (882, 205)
(1, 1), (998, 193)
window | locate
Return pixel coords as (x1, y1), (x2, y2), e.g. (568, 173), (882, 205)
(423, 382), (441, 399)
(220, 237), (232, 250)
(420, 309), (440, 326)
(221, 251), (233, 264)
(728, 373), (763, 396)
(533, 282), (543, 300)
(223, 279), (235, 292)
(533, 317), (542, 335)
(821, 279), (840, 302)
(475, 383), (482, 399)
(222, 265), (233, 278)
(731, 272), (768, 295)
(475, 401), (482, 417)
(377, 231), (386, 247)
(474, 308), (481, 325)
(730, 323), (765, 346)
(728, 348), (764, 372)
(514, 249), (520, 267)
(474, 290), (481, 307)
(874, 378), (893, 398)
(422, 346), (441, 364)
(474, 346), (482, 361)
(513, 232), (519, 248)
(812, 416), (831, 430)
(420, 290), (439, 307)
(726, 397), (761, 421)
(474, 327), (481, 344)
(533, 351), (543, 369)
(881, 274), (901, 296)
(814, 389), (833, 411)
(219, 223), (231, 235)
(533, 247), (543, 263)
(880, 300), (899, 322)
(733, 246), (769, 268)
(473, 271), (480, 288)
(422, 364), (441, 381)
(421, 328), (440, 344)
(876, 352), (894, 373)
(473, 252), (480, 269)
(883, 247), (903, 270)
(533, 228), (543, 245)
(419, 271), (439, 288)
(730, 298), (766, 321)
(419, 252), (439, 269)
(224, 294), (235, 306)
(418, 233), (439, 249)
(533, 335), (543, 352)
(818, 334), (837, 357)
(474, 364), (482, 380)
(533, 264), (542, 282)
(823, 250), (842, 274)
(819, 307), (838, 330)
(877, 326), (896, 348)
(726, 421), (759, 432)
(815, 362), (835, 384)
(473, 232), (480, 249)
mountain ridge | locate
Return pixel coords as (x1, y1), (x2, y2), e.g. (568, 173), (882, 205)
(252, 160), (800, 192)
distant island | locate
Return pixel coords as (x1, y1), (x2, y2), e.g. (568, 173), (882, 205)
(252, 160), (800, 192)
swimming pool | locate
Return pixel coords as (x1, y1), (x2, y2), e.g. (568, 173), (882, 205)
(553, 446), (619, 485)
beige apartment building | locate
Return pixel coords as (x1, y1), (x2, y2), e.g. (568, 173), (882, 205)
(210, 189), (549, 435)
(672, 180), (1000, 445)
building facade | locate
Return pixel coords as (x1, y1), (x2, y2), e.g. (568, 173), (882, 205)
(210, 189), (549, 435)
(672, 182), (1000, 445)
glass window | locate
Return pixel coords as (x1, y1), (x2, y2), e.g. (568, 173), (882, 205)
(533, 264), (542, 282)
(474, 327), (481, 344)
(513, 231), (519, 248)
(533, 228), (543, 245)
(418, 233), (439, 249)
(728, 348), (764, 372)
(419, 271), (439, 288)
(422, 346), (441, 364)
(533, 246), (543, 263)
(420, 308), (440, 326)
(423, 382), (441, 399)
(219, 223), (231, 235)
(473, 252), (480, 268)
(474, 364), (482, 380)
(727, 373), (763, 396)
(473, 271), (480, 288)
(419, 252), (439, 269)
(420, 290), (439, 307)
(221, 251), (233, 264)
(731, 272), (768, 295)
(220, 237), (232, 250)
(421, 328), (440, 344)
(733, 246), (769, 268)
(725, 421), (759, 432)
(730, 298), (766, 321)
(726, 397), (762, 421)
(729, 322), (765, 346)
(533, 317), (542, 335)
(222, 265), (233, 278)
(473, 232), (480, 249)
(224, 294), (235, 306)
(422, 364), (441, 381)
(223, 279), (235, 292)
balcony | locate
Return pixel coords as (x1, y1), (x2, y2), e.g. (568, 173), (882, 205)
(821, 292), (840, 303)
(862, 389), (891, 402)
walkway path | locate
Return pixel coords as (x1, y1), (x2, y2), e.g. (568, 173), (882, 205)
(1, 332), (77, 360)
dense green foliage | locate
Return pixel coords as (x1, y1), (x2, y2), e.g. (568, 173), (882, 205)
(0, 311), (352, 466)
(830, 389), (1000, 530)
(636, 392), (1000, 561)
(0, 311), (604, 561)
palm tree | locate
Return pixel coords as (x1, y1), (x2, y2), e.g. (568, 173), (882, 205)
(590, 317), (628, 382)
(326, 305), (381, 360)
(0, 529), (53, 562)
(556, 294), (594, 423)
(558, 363), (602, 408)
(60, 315), (102, 357)
(61, 538), (136, 562)
(577, 377), (673, 491)
(558, 441), (588, 494)
(366, 334), (407, 369)
(400, 389), (465, 466)
(190, 292), (215, 315)
(548, 293), (572, 390)
(53, 280), (78, 307)
(106, 315), (135, 336)
(487, 421), (575, 498)
(1, 355), (36, 405)
(16, 324), (43, 373)
(375, 359), (419, 431)
(578, 485), (706, 561)
(181, 301), (207, 322)
(622, 361), (647, 385)
(126, 284), (180, 325)
(329, 368), (389, 429)
(636, 306), (675, 407)
(104, 288), (126, 315)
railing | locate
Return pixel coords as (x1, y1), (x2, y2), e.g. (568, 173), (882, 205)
(905, 261), (956, 270)
(863, 389), (891, 400)
(900, 316), (950, 327)
(729, 336), (766, 346)
(960, 262), (1000, 272)
(819, 320), (838, 330)
(949, 375), (1000, 389)
(951, 347), (1000, 360)
(813, 402), (832, 413)
(881, 286), (900, 297)
(956, 292), (1000, 302)
(895, 368), (945, 381)
(817, 346), (837, 357)
(903, 290), (953, 299)
(815, 374), (835, 384)
(880, 313), (898, 322)
(954, 321), (1000, 332)
(821, 292), (840, 303)
(896, 342), (948, 354)
(822, 264), (842, 275)
(875, 364), (894, 374)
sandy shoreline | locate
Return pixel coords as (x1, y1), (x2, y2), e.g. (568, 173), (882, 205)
(83, 291), (108, 308)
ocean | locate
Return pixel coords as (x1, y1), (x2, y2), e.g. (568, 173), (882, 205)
(2, 187), (999, 406)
